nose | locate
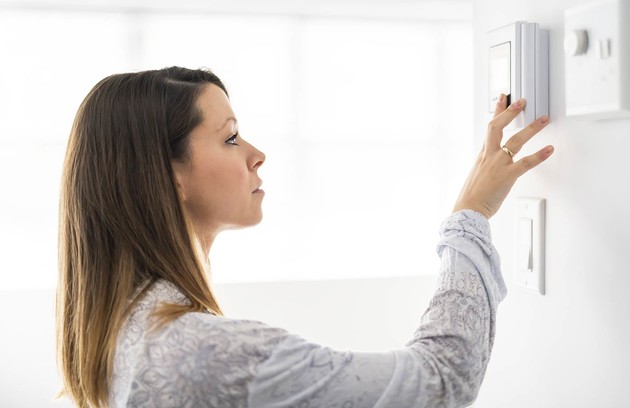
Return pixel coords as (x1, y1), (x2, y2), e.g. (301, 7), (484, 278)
(252, 146), (265, 170)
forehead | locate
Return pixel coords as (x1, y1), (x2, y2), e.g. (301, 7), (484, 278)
(195, 84), (234, 132)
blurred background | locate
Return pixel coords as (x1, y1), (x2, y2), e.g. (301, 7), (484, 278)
(0, 0), (472, 290)
(0, 0), (473, 406)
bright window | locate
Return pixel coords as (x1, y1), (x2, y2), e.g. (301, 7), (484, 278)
(0, 2), (473, 288)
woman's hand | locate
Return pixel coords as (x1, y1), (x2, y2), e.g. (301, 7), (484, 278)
(452, 94), (554, 219)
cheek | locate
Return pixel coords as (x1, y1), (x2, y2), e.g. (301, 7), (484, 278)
(191, 157), (249, 210)
(210, 159), (248, 194)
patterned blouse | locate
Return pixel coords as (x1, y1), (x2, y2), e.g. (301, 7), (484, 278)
(110, 210), (507, 407)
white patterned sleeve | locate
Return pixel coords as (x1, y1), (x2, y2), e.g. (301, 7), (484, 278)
(246, 209), (507, 408)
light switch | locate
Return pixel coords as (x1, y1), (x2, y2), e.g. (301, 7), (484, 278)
(518, 217), (533, 272)
(564, 0), (630, 119)
(514, 198), (545, 295)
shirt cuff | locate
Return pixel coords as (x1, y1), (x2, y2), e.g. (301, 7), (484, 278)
(437, 209), (507, 304)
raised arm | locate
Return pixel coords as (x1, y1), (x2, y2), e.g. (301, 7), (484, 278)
(244, 95), (553, 407)
(246, 210), (502, 407)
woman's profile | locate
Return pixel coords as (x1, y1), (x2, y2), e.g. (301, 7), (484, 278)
(56, 66), (553, 407)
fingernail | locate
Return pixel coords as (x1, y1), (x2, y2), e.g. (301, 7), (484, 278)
(499, 94), (505, 103)
(511, 99), (524, 110)
(539, 116), (549, 124)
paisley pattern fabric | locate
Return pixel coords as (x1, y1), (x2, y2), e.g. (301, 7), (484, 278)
(110, 210), (506, 407)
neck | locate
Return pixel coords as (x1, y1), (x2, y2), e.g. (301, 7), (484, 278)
(194, 228), (217, 265)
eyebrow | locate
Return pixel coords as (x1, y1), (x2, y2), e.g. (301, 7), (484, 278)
(216, 116), (238, 132)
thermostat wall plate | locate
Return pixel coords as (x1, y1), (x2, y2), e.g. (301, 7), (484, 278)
(564, 0), (630, 119)
(488, 21), (549, 129)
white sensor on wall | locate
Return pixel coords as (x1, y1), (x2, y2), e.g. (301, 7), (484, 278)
(487, 21), (549, 129)
(565, 0), (630, 119)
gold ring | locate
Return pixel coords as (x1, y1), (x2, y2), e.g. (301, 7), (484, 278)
(501, 146), (515, 158)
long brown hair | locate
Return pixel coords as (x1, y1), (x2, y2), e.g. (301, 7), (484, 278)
(57, 67), (226, 407)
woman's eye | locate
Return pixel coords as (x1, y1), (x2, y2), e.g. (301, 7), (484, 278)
(226, 133), (239, 146)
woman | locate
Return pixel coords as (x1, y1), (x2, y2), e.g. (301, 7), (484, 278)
(57, 67), (553, 407)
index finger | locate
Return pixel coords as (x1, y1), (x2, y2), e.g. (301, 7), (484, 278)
(487, 98), (526, 147)
(492, 93), (508, 119)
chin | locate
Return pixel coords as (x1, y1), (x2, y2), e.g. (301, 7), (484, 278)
(246, 214), (264, 228)
(225, 214), (264, 231)
(248, 208), (264, 226)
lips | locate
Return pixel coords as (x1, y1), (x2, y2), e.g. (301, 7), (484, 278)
(252, 181), (263, 193)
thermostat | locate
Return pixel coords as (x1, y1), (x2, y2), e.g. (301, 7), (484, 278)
(564, 0), (630, 119)
(488, 21), (549, 129)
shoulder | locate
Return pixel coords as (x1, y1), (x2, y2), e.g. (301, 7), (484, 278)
(113, 281), (292, 407)
(130, 279), (291, 361)
(158, 311), (291, 359)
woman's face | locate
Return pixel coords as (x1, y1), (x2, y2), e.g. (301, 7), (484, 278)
(172, 84), (266, 248)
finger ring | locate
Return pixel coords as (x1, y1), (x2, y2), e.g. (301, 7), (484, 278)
(501, 145), (516, 158)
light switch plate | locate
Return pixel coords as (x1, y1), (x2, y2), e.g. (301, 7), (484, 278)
(515, 198), (545, 295)
(564, 0), (630, 119)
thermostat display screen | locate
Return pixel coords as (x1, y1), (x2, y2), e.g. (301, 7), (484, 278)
(489, 41), (511, 112)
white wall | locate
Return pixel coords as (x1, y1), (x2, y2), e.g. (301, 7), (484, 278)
(470, 0), (630, 406)
(0, 289), (71, 407)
